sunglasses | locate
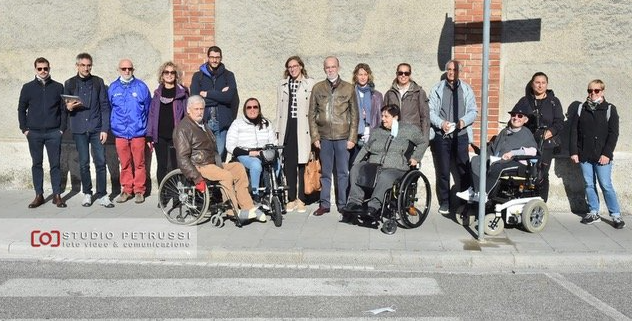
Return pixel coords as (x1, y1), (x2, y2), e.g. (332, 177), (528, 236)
(162, 70), (177, 75)
(510, 113), (525, 119)
(120, 67), (134, 72)
(587, 89), (602, 94)
(36, 67), (49, 72)
(246, 105), (259, 110)
(397, 71), (411, 76)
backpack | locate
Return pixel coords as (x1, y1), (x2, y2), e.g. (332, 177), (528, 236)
(577, 103), (611, 121)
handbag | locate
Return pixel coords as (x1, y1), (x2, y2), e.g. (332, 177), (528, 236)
(304, 151), (321, 194)
(356, 162), (382, 189)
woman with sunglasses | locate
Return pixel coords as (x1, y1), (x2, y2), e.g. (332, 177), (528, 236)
(383, 63), (431, 158)
(513, 72), (564, 202)
(570, 80), (624, 229)
(226, 98), (278, 203)
(147, 61), (189, 188)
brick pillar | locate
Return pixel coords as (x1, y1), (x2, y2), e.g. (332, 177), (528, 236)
(454, 0), (502, 143)
(173, 0), (216, 88)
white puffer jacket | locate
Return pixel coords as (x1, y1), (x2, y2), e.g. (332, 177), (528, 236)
(226, 116), (278, 154)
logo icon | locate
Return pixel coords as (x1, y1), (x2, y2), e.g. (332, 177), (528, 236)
(31, 230), (61, 247)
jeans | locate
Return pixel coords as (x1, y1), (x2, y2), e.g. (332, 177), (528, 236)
(73, 132), (107, 198)
(27, 129), (62, 195)
(319, 139), (349, 209)
(579, 161), (621, 217)
(237, 155), (263, 195)
(206, 118), (227, 162)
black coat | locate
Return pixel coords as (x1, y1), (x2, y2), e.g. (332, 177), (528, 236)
(515, 89), (564, 149)
(569, 100), (619, 162)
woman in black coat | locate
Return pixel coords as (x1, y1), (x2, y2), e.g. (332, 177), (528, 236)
(513, 72), (564, 201)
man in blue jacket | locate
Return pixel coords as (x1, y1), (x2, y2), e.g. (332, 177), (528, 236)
(64, 53), (113, 208)
(108, 59), (151, 204)
(190, 46), (239, 161)
(428, 60), (478, 215)
(18, 57), (67, 208)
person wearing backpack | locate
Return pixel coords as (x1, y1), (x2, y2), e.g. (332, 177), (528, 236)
(570, 79), (624, 229)
(513, 72), (564, 202)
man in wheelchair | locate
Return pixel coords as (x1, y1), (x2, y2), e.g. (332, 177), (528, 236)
(173, 95), (266, 224)
(457, 102), (538, 202)
(343, 104), (428, 222)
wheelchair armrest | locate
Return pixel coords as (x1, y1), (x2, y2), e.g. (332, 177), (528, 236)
(511, 155), (540, 162)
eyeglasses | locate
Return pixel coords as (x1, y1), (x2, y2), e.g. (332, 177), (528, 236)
(510, 113), (525, 119)
(287, 65), (300, 70)
(587, 89), (602, 94)
(397, 71), (411, 76)
(208, 56), (222, 60)
(162, 70), (177, 75)
(78, 64), (92, 68)
(120, 67), (134, 72)
(246, 105), (259, 110)
(36, 67), (49, 72)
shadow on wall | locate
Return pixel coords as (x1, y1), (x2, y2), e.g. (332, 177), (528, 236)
(553, 100), (588, 214)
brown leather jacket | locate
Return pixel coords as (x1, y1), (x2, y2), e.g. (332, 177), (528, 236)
(383, 80), (430, 148)
(308, 78), (359, 143)
(173, 115), (220, 184)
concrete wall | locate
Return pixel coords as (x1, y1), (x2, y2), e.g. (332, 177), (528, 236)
(501, 0), (631, 213)
(0, 0), (173, 188)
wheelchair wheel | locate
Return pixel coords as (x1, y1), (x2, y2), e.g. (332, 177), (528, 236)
(398, 170), (431, 228)
(482, 213), (504, 236)
(381, 219), (397, 235)
(158, 169), (209, 226)
(455, 204), (476, 226)
(271, 196), (283, 227)
(521, 199), (548, 233)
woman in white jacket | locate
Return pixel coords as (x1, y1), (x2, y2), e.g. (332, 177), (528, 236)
(226, 98), (277, 203)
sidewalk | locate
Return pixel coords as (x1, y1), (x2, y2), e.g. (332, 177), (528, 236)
(1, 190), (630, 271)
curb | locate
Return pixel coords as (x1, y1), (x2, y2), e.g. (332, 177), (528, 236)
(3, 240), (632, 271)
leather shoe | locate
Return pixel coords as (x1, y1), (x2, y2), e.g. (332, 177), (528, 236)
(366, 207), (380, 219)
(312, 207), (330, 216)
(52, 194), (67, 208)
(28, 194), (45, 208)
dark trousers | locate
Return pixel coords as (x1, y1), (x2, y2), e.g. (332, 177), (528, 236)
(471, 156), (525, 194)
(431, 134), (471, 206)
(73, 132), (107, 198)
(282, 142), (306, 203)
(60, 142), (81, 193)
(319, 139), (349, 209)
(539, 148), (553, 202)
(27, 129), (62, 195)
(155, 137), (177, 186)
(348, 163), (405, 209)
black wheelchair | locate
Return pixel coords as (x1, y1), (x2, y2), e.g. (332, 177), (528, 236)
(244, 144), (287, 227)
(456, 155), (549, 235)
(157, 169), (242, 227)
(344, 165), (432, 235)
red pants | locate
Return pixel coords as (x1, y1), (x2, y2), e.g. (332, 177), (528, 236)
(115, 137), (146, 194)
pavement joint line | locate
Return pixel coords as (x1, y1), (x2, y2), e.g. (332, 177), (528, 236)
(545, 272), (631, 321)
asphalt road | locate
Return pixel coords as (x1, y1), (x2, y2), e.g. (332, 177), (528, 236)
(0, 258), (630, 320)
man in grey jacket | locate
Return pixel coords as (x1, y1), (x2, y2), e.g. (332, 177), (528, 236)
(429, 60), (478, 215)
(308, 56), (359, 216)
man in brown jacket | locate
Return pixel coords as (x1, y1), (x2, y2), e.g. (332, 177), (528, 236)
(308, 56), (359, 216)
(173, 95), (265, 223)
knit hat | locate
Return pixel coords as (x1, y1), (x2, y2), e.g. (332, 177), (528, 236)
(509, 100), (533, 116)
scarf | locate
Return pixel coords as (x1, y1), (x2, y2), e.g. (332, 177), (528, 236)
(356, 84), (373, 132)
(586, 97), (602, 110)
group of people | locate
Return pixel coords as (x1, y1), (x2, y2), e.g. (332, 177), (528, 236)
(19, 46), (624, 229)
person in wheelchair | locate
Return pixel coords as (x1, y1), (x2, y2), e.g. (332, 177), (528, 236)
(457, 102), (538, 202)
(225, 97), (278, 203)
(173, 95), (266, 223)
(343, 104), (427, 221)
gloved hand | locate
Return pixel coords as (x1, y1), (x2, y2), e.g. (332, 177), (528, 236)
(195, 180), (206, 193)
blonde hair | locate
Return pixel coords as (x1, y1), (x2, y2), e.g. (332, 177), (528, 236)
(157, 61), (182, 85)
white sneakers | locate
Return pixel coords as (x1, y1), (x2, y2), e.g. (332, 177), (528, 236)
(456, 187), (480, 202)
(82, 194), (92, 207)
